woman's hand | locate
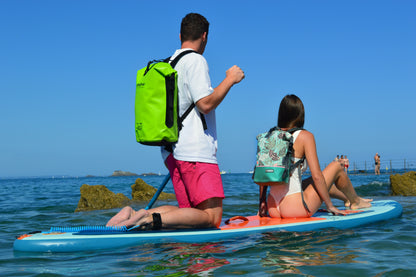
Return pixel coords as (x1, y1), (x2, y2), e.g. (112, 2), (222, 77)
(327, 205), (348, 216)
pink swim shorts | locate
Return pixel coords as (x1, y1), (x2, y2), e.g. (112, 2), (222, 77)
(166, 154), (225, 208)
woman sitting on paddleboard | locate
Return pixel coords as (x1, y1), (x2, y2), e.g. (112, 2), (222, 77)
(262, 94), (372, 218)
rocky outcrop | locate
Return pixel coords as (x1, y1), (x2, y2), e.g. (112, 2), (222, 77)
(75, 178), (175, 212)
(75, 184), (130, 212)
(390, 171), (416, 196)
(131, 178), (175, 201)
(111, 170), (138, 177)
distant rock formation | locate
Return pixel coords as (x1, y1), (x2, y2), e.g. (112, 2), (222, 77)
(140, 172), (158, 176)
(111, 170), (138, 177)
(75, 178), (175, 212)
(390, 171), (416, 196)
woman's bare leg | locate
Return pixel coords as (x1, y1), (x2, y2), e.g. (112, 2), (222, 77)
(329, 185), (348, 203)
(322, 162), (372, 209)
(329, 185), (372, 207)
(302, 162), (371, 213)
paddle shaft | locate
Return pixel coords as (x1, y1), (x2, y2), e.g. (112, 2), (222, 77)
(145, 173), (170, 210)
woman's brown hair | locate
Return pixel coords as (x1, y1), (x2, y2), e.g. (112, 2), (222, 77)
(277, 94), (305, 128)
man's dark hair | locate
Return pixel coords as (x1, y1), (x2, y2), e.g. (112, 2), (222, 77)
(180, 13), (209, 42)
(278, 94), (305, 129)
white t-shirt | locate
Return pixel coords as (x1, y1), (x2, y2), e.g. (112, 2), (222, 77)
(161, 48), (218, 164)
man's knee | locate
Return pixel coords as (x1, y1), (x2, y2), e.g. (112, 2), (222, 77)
(197, 198), (223, 228)
(204, 210), (222, 228)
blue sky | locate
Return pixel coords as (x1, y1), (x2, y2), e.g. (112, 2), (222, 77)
(1, 0), (415, 177)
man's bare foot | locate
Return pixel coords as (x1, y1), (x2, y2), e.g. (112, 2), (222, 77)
(107, 208), (149, 227)
(122, 209), (150, 227)
(106, 206), (135, 226)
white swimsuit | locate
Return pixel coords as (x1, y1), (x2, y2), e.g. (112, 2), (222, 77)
(268, 130), (307, 202)
(286, 130), (308, 196)
(267, 130), (312, 216)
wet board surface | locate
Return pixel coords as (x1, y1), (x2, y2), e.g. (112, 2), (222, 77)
(13, 200), (402, 252)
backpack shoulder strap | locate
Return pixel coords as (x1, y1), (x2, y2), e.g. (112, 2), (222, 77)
(170, 50), (207, 131)
(168, 50), (198, 68)
(179, 103), (207, 131)
(288, 127), (304, 134)
(284, 127), (306, 173)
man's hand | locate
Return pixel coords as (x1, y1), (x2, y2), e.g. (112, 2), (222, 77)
(196, 65), (245, 114)
(226, 65), (245, 84)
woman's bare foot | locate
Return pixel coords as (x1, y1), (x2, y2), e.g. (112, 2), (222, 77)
(344, 197), (373, 207)
(349, 198), (372, 210)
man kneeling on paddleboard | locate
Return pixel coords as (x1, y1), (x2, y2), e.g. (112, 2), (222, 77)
(107, 13), (244, 230)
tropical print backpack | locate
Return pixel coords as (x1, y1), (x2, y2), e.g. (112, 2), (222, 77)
(253, 127), (307, 217)
(253, 127), (304, 186)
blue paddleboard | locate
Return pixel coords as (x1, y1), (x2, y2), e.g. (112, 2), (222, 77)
(13, 200), (402, 252)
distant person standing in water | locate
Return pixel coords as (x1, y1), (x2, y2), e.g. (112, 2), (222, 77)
(339, 155), (345, 168)
(374, 153), (381, 175)
(344, 155), (349, 173)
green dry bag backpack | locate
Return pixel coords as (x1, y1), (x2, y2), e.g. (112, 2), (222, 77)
(135, 50), (197, 146)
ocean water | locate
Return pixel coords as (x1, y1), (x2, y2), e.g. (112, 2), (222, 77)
(1, 173), (415, 276)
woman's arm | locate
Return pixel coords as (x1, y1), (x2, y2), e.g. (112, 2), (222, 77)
(302, 131), (343, 214)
